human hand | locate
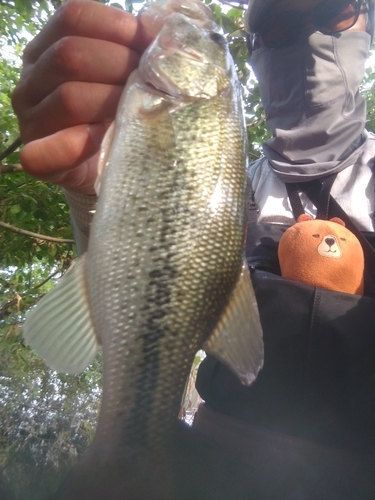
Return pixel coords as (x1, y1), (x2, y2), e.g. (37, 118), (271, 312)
(12, 0), (154, 194)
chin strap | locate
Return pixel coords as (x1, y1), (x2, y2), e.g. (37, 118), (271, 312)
(285, 174), (337, 221)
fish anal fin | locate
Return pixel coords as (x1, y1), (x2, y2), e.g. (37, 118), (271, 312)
(203, 260), (263, 386)
(23, 255), (99, 374)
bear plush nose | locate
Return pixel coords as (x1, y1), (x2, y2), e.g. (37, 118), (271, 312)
(325, 237), (335, 247)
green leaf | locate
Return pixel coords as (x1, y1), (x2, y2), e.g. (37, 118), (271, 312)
(221, 14), (238, 33)
(226, 7), (243, 19)
(9, 204), (21, 215)
(228, 29), (247, 39)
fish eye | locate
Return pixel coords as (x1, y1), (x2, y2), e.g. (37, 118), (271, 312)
(210, 31), (226, 45)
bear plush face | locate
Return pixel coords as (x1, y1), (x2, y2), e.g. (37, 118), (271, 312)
(317, 233), (343, 259)
(278, 215), (364, 295)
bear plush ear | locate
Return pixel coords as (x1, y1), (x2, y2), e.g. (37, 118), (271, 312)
(297, 214), (313, 223)
(330, 217), (345, 227)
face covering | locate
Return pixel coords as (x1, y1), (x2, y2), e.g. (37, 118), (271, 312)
(250, 30), (371, 182)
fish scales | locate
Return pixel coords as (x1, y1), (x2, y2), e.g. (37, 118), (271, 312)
(23, 0), (264, 493)
(89, 88), (247, 457)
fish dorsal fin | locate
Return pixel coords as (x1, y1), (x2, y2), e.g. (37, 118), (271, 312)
(23, 255), (100, 374)
(203, 260), (263, 386)
(95, 121), (115, 196)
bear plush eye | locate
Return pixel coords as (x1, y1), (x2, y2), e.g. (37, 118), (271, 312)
(312, 234), (320, 238)
(340, 237), (346, 242)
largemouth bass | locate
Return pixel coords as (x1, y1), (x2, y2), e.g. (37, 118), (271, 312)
(24, 0), (263, 497)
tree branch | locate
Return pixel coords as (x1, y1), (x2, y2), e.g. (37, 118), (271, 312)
(0, 163), (23, 174)
(0, 298), (18, 321)
(0, 136), (22, 162)
(0, 276), (11, 288)
(0, 221), (74, 244)
(218, 0), (246, 9)
(248, 151), (261, 160)
(32, 268), (64, 291)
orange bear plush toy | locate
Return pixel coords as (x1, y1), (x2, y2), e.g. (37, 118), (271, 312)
(278, 214), (364, 295)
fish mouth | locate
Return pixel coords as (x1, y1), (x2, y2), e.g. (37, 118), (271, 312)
(141, 53), (226, 100)
(143, 80), (177, 100)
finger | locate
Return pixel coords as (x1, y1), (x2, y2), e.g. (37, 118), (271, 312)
(54, 151), (101, 193)
(14, 38), (140, 107)
(23, 0), (152, 65)
(20, 123), (107, 191)
(20, 82), (123, 143)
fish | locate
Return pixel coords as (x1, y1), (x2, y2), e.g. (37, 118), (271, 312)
(23, 0), (263, 497)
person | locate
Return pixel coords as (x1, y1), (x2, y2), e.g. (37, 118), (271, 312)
(194, 1), (375, 498)
(11, 0), (375, 498)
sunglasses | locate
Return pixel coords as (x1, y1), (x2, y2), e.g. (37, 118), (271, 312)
(247, 0), (368, 53)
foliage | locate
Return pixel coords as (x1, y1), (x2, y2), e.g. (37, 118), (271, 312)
(0, 1), (53, 47)
(0, 0), (375, 498)
(0, 1), (104, 498)
(363, 63), (375, 132)
(0, 350), (102, 499)
(209, 2), (271, 157)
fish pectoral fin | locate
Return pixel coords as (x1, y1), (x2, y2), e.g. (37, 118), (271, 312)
(203, 260), (264, 386)
(95, 121), (115, 196)
(23, 255), (99, 374)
